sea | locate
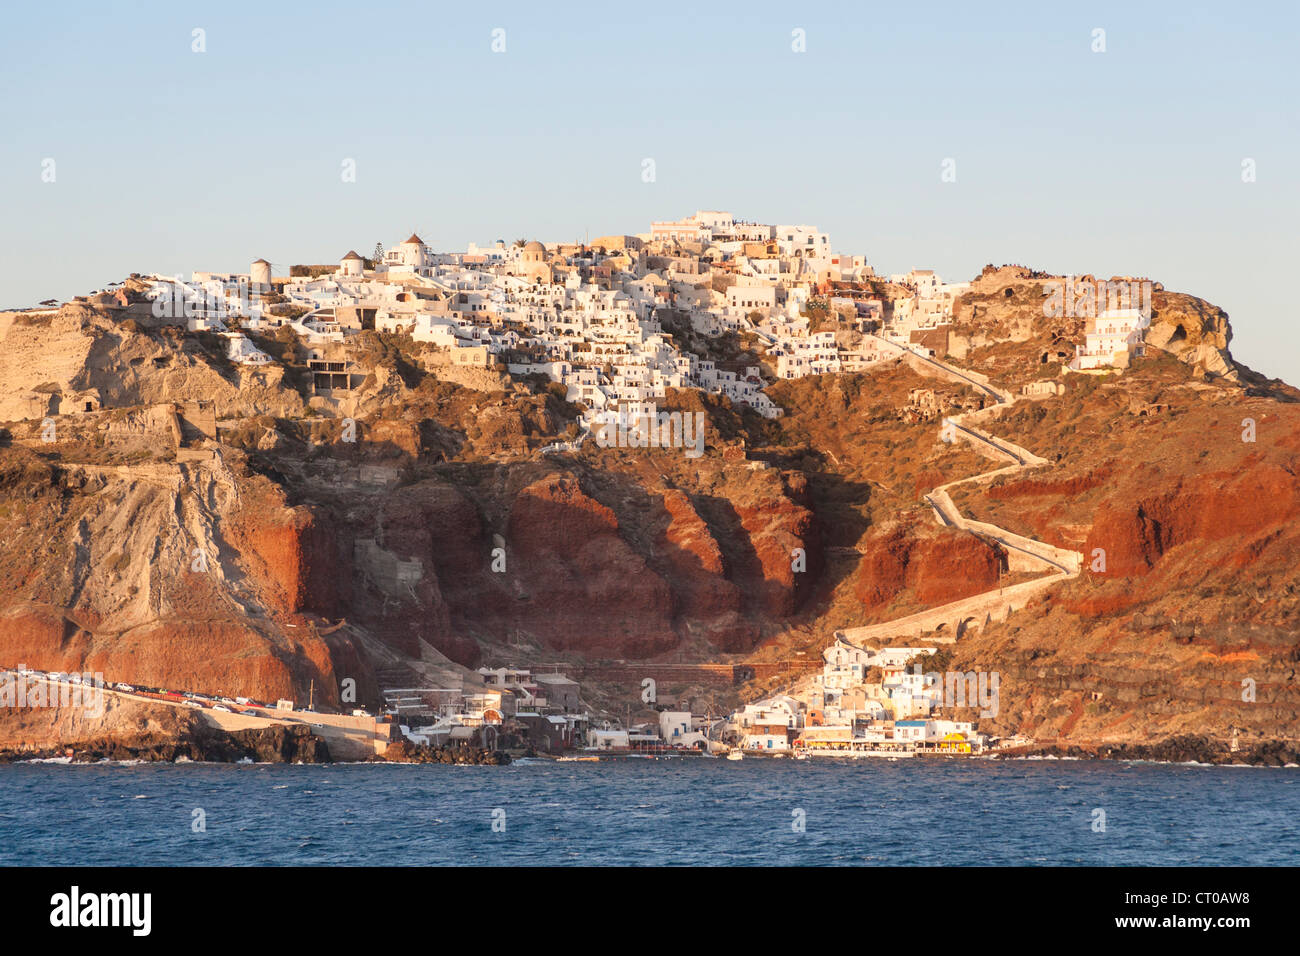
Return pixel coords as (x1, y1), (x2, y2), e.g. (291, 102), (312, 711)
(0, 757), (1295, 866)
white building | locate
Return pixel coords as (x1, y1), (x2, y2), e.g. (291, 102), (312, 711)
(776, 224), (831, 258)
(1069, 307), (1148, 370)
(588, 729), (630, 749)
(339, 250), (364, 277)
(383, 234), (433, 276)
(223, 332), (272, 366)
(734, 695), (801, 751)
(727, 284), (778, 313)
(658, 711), (707, 748)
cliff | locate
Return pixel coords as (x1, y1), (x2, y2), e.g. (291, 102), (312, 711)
(1, 275), (1296, 752)
(936, 345), (1300, 746)
(855, 518), (1005, 610)
(948, 266), (1237, 385)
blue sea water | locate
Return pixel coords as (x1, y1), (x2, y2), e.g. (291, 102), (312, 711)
(0, 758), (1294, 866)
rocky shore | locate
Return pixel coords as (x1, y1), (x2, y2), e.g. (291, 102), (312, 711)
(376, 740), (511, 765)
(0, 728), (522, 766)
(0, 697), (519, 765)
(1003, 735), (1300, 767)
(0, 723), (331, 764)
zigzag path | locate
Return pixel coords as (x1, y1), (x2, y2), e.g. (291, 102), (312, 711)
(836, 337), (1082, 647)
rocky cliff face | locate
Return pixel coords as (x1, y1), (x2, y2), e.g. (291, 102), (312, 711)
(855, 519), (1005, 610)
(0, 446), (362, 707)
(937, 351), (1300, 746)
(0, 695), (330, 763)
(1085, 461), (1299, 576)
(318, 463), (822, 663)
(0, 299), (1078, 706)
(949, 266), (1236, 383)
(0, 299), (942, 702)
(501, 475), (677, 656)
(734, 470), (822, 617)
(653, 490), (752, 650)
(0, 305), (305, 421)
(2, 278), (1296, 750)
(1145, 291), (1235, 379)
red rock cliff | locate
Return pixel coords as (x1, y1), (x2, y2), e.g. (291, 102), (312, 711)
(503, 475), (677, 656)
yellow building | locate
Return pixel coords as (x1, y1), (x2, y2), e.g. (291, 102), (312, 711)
(936, 732), (972, 754)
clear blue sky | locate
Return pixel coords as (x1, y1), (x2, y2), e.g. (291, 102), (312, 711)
(2, 1), (1296, 381)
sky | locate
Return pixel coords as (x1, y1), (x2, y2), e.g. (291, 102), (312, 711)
(1, 1), (1297, 381)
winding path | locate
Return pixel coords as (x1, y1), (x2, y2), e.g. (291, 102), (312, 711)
(837, 337), (1082, 646)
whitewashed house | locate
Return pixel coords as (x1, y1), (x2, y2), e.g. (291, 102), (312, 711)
(1069, 308), (1149, 370)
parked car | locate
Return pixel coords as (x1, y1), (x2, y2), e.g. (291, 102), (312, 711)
(115, 683), (135, 693)
(183, 700), (203, 709)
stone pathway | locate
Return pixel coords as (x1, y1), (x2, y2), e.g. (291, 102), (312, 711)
(838, 340), (1083, 646)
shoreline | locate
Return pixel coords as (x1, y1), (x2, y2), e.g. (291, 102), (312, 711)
(995, 737), (1300, 768)
(4, 745), (1297, 770)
